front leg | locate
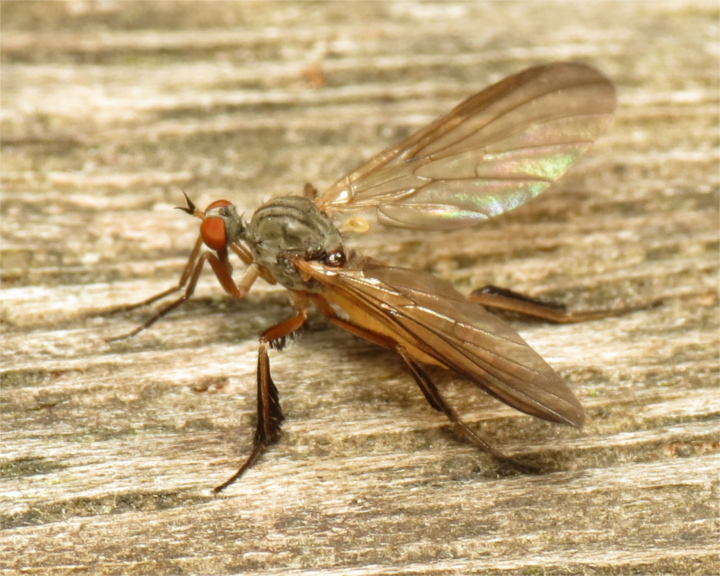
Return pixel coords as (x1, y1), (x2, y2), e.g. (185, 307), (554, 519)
(108, 249), (261, 342)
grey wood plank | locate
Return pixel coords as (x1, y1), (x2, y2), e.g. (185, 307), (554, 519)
(1, 1), (718, 575)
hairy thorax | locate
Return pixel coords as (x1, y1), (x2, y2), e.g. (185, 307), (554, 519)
(243, 196), (346, 291)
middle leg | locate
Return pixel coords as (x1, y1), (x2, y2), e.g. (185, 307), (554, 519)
(213, 307), (308, 493)
(310, 296), (531, 472)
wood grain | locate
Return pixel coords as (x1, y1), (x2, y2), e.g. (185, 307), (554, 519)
(1, 2), (718, 575)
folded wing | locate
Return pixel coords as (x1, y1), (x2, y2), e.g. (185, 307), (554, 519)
(301, 260), (584, 426)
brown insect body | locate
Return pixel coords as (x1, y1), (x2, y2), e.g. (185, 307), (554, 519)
(112, 62), (617, 492)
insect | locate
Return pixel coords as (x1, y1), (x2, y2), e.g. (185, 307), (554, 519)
(111, 62), (617, 493)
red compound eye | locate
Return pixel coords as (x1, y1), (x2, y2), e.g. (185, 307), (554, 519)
(201, 217), (227, 251)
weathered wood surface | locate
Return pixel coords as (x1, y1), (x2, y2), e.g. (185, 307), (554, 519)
(1, 2), (718, 575)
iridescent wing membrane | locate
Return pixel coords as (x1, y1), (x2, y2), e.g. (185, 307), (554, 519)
(315, 62), (616, 230)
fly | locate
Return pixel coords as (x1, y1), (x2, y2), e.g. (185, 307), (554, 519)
(109, 62), (619, 493)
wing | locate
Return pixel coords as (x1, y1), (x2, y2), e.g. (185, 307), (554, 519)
(298, 259), (584, 426)
(314, 62), (615, 230)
